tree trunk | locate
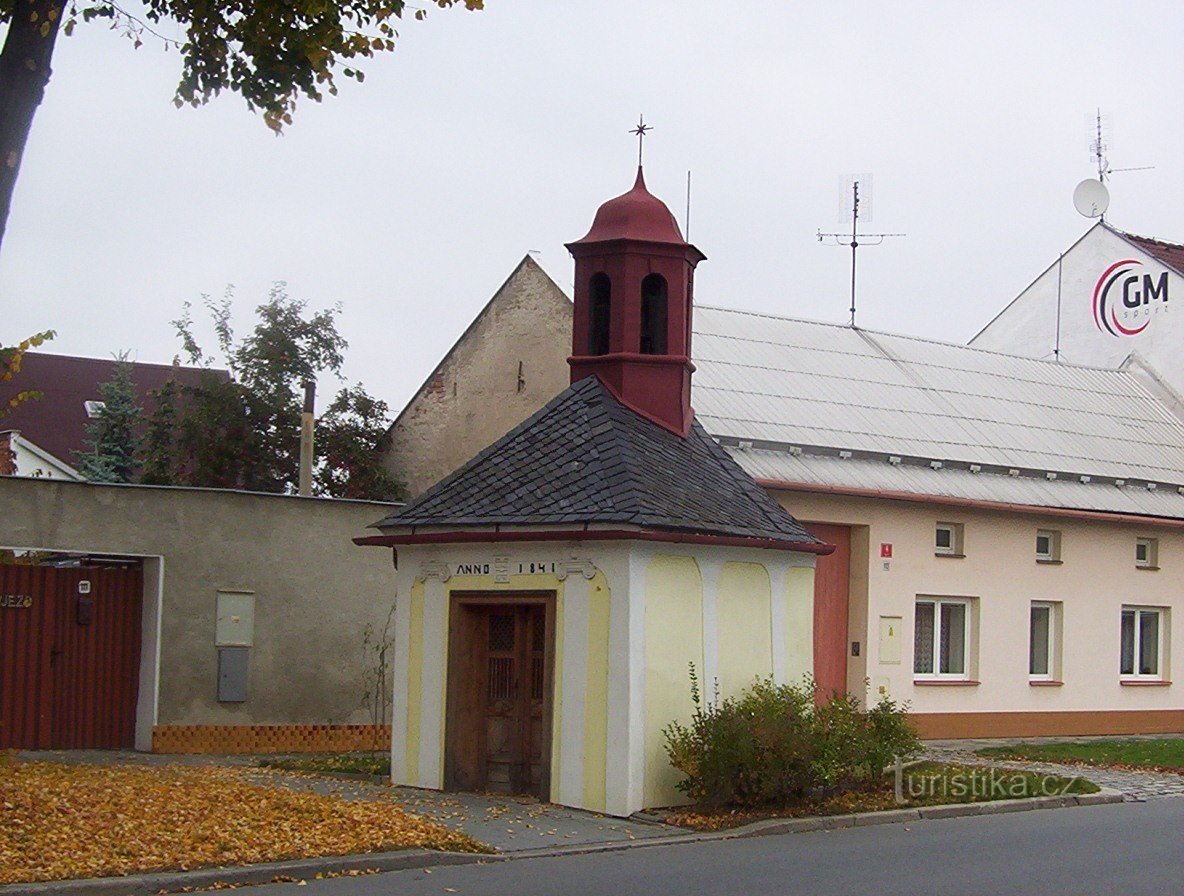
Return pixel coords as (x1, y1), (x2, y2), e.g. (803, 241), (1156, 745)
(0, 0), (67, 254)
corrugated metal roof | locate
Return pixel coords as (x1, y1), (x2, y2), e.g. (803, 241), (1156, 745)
(729, 449), (1184, 519)
(691, 307), (1184, 516)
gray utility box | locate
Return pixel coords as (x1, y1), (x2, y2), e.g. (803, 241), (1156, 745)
(217, 646), (250, 702)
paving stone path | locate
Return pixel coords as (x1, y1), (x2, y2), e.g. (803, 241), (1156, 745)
(924, 737), (1184, 801)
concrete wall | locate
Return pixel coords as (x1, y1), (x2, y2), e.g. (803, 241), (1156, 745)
(781, 490), (1184, 735)
(381, 256), (574, 498)
(1, 477), (396, 749)
(391, 540), (816, 816)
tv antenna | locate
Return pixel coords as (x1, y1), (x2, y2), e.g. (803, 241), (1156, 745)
(817, 175), (904, 328)
(1089, 109), (1154, 183)
(1076, 110), (1153, 222)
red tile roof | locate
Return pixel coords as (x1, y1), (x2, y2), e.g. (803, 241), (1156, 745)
(0, 353), (228, 468)
(1123, 233), (1184, 274)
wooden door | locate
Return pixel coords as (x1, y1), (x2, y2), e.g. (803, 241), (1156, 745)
(0, 563), (142, 749)
(805, 524), (851, 701)
(445, 594), (554, 799)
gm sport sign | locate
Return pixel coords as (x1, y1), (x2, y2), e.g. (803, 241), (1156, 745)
(1092, 258), (1169, 337)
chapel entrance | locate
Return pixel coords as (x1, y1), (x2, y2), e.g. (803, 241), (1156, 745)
(444, 593), (555, 799)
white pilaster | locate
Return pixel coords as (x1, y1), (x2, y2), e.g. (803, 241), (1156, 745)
(699, 557), (722, 703)
(419, 576), (447, 788)
(604, 544), (650, 817)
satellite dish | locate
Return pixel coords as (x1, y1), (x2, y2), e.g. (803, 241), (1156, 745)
(1073, 178), (1110, 218)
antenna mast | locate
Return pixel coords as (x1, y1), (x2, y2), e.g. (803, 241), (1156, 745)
(1087, 109), (1154, 221)
(1091, 108), (1108, 183)
(817, 176), (904, 328)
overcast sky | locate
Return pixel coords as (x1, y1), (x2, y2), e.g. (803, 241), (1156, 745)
(3, 1), (1182, 414)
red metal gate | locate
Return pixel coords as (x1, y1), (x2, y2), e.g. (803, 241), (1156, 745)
(1, 563), (143, 749)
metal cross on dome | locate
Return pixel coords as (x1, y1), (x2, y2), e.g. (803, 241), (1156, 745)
(630, 114), (652, 166)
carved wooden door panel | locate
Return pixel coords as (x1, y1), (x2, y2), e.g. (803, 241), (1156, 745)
(445, 595), (553, 800)
(483, 605), (548, 796)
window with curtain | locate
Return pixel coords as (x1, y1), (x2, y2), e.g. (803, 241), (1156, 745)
(1121, 607), (1165, 678)
(914, 598), (972, 678)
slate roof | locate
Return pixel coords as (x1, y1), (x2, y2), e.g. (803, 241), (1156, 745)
(373, 375), (819, 546)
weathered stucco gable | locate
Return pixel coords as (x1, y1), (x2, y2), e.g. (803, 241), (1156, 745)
(381, 255), (573, 498)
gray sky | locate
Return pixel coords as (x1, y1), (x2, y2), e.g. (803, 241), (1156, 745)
(3, 1), (1182, 415)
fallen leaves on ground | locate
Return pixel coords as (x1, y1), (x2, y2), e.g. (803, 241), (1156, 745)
(662, 785), (901, 831)
(0, 760), (490, 885)
(661, 762), (1097, 831)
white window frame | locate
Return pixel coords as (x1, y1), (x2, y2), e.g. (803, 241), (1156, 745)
(1120, 606), (1168, 681)
(934, 522), (963, 556)
(1028, 601), (1058, 681)
(1135, 537), (1159, 570)
(914, 597), (973, 681)
(1035, 529), (1061, 562)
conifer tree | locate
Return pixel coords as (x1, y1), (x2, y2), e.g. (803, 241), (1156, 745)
(76, 354), (142, 483)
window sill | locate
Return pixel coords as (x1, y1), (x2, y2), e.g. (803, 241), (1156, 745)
(934, 552), (966, 559)
(1120, 679), (1171, 687)
(913, 679), (980, 686)
(1029, 679), (1064, 687)
(1135, 565), (1160, 572)
(1035, 558), (1063, 565)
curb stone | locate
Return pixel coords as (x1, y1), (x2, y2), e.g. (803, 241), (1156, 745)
(0, 850), (502, 896)
(3, 787), (1127, 896)
(853, 808), (922, 827)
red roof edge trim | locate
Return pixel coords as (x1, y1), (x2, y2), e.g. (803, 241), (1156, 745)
(354, 527), (834, 555)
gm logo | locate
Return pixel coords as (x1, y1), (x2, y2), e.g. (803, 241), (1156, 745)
(1092, 259), (1169, 337)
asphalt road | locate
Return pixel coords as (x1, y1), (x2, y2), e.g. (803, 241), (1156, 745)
(246, 801), (1184, 896)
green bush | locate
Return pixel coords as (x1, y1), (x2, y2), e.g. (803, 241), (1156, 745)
(663, 667), (920, 807)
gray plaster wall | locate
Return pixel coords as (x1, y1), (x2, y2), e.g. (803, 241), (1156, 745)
(381, 255), (573, 498)
(0, 476), (396, 728)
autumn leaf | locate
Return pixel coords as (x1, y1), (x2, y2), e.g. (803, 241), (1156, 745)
(0, 761), (491, 885)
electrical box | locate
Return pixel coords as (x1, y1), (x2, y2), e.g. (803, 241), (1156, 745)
(879, 615), (902, 664)
(215, 591), (255, 647)
(217, 647), (249, 702)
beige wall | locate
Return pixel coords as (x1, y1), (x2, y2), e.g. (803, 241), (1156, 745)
(781, 490), (1184, 729)
(389, 541), (816, 815)
(1, 477), (396, 746)
(381, 256), (574, 498)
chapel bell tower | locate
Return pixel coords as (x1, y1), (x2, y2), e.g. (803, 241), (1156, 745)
(566, 165), (706, 437)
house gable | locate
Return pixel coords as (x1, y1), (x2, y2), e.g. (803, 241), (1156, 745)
(970, 222), (1184, 379)
(379, 254), (573, 498)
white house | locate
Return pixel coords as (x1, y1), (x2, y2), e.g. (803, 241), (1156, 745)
(0, 430), (83, 480)
(971, 221), (1184, 387)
